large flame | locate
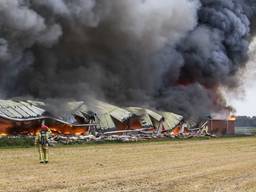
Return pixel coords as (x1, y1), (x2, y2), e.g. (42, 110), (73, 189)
(49, 124), (89, 135)
(228, 115), (236, 121)
(0, 120), (13, 135)
(0, 118), (90, 136)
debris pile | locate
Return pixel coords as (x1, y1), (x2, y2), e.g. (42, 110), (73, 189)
(49, 135), (97, 145)
(48, 133), (159, 145)
(0, 120), (217, 146)
(0, 99), (234, 139)
(47, 125), (216, 145)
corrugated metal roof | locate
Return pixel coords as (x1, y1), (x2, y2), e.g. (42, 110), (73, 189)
(0, 100), (45, 119)
(19, 101), (45, 116)
(110, 108), (132, 122)
(127, 107), (145, 116)
(146, 109), (163, 122)
(65, 101), (89, 118)
(80, 100), (134, 128)
(161, 112), (183, 130)
(97, 113), (116, 130)
(66, 100), (132, 129)
(139, 114), (153, 128)
(0, 99), (183, 130)
(127, 107), (153, 128)
(86, 100), (116, 115)
(130, 108), (183, 130)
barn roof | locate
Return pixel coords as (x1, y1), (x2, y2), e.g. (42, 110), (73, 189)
(127, 107), (183, 130)
(0, 99), (183, 130)
(160, 111), (183, 130)
(0, 100), (45, 120)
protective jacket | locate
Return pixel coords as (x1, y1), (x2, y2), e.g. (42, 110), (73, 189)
(35, 128), (51, 163)
(35, 130), (50, 147)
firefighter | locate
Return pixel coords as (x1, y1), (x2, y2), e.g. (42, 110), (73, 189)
(35, 124), (51, 164)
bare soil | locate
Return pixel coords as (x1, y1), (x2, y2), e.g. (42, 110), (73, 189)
(1, 137), (256, 192)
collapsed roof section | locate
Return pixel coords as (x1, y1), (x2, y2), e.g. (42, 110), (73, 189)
(0, 100), (93, 127)
(0, 100), (45, 121)
(127, 107), (183, 131)
(0, 99), (184, 132)
(67, 100), (183, 131)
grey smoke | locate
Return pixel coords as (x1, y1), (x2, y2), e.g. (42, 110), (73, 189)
(0, 0), (255, 120)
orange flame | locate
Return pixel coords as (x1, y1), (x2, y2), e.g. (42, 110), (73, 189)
(228, 115), (236, 121)
(0, 120), (90, 136)
(0, 133), (8, 137)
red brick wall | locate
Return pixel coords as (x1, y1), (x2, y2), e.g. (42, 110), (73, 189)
(208, 120), (235, 135)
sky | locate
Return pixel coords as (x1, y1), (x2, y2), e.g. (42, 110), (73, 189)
(228, 85), (256, 116)
(226, 37), (256, 116)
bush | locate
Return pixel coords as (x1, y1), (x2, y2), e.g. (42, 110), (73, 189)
(0, 136), (34, 148)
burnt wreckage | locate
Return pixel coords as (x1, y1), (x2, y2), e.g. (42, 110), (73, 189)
(0, 99), (184, 136)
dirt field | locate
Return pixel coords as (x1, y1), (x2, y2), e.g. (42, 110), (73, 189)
(1, 137), (256, 192)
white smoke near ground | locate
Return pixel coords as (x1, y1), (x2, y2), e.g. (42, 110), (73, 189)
(0, 0), (255, 119)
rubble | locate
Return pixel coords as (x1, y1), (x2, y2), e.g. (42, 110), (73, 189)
(47, 125), (216, 145)
(0, 99), (223, 140)
(49, 134), (97, 145)
(0, 122), (217, 146)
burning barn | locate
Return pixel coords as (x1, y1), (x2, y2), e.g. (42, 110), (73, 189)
(195, 111), (236, 136)
(126, 107), (184, 134)
(0, 99), (184, 137)
(0, 100), (45, 136)
(66, 100), (184, 134)
(207, 116), (236, 136)
(0, 1), (255, 138)
(207, 111), (236, 135)
(0, 100), (92, 136)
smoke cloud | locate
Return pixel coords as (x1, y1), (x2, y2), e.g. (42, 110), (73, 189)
(0, 0), (255, 119)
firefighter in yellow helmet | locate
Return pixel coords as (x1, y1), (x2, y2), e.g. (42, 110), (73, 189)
(35, 124), (51, 164)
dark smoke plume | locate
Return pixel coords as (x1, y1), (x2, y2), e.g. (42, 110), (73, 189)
(0, 0), (256, 119)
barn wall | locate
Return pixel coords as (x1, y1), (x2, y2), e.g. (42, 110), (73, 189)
(208, 120), (235, 135)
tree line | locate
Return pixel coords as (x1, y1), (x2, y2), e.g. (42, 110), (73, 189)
(236, 116), (256, 127)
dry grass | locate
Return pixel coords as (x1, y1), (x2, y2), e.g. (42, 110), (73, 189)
(1, 137), (256, 192)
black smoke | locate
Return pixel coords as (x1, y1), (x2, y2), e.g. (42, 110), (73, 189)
(0, 0), (255, 119)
